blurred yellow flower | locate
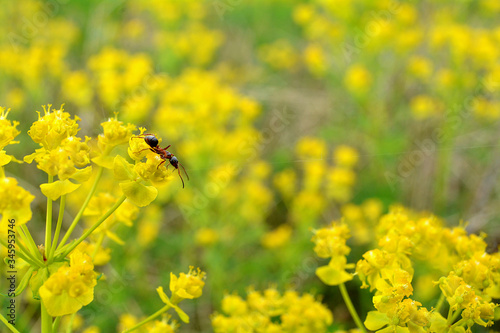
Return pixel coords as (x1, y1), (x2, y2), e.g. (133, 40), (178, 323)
(344, 64), (372, 95)
(195, 227), (219, 246)
(334, 145), (359, 168)
(295, 136), (327, 159)
(304, 44), (328, 77)
(258, 39), (298, 71)
(410, 95), (440, 119)
(261, 224), (293, 249)
(407, 56), (433, 80)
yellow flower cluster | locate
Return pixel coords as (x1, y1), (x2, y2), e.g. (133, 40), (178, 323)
(39, 250), (97, 317)
(276, 139), (359, 226)
(291, 0), (500, 120)
(0, 107), (34, 228)
(341, 198), (384, 244)
(24, 105), (92, 200)
(312, 205), (500, 332)
(212, 288), (333, 332)
(0, 176), (35, 227)
(313, 222), (354, 286)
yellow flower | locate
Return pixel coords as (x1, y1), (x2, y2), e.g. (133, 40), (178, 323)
(112, 155), (158, 207)
(0, 177), (35, 226)
(74, 241), (111, 266)
(0, 107), (20, 161)
(407, 56), (433, 80)
(221, 294), (248, 316)
(344, 64), (372, 95)
(156, 267), (207, 324)
(273, 168), (297, 200)
(195, 227), (219, 247)
(258, 39), (298, 71)
(212, 288), (333, 332)
(312, 222), (351, 258)
(334, 145), (359, 168)
(261, 224), (293, 249)
(293, 4), (315, 25)
(169, 266), (206, 302)
(82, 326), (100, 333)
(295, 136), (327, 159)
(304, 43), (328, 77)
(93, 115), (137, 168)
(62, 71), (93, 106)
(410, 95), (441, 119)
(27, 105), (80, 150)
(39, 250), (97, 316)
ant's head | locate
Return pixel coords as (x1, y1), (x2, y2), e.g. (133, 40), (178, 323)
(144, 135), (159, 148)
(170, 156), (179, 168)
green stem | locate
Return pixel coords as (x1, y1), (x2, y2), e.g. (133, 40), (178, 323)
(448, 309), (462, 325)
(41, 302), (52, 333)
(45, 174), (54, 257)
(122, 304), (171, 333)
(59, 194), (126, 258)
(339, 283), (367, 333)
(18, 225), (39, 258)
(14, 237), (43, 267)
(449, 318), (465, 330)
(434, 293), (446, 314)
(57, 167), (103, 252)
(0, 313), (21, 333)
(66, 312), (77, 333)
(48, 195), (66, 262)
(91, 232), (105, 260)
(52, 316), (61, 333)
(14, 227), (44, 266)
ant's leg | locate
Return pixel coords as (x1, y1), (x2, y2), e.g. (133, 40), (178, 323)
(134, 147), (155, 155)
(132, 133), (156, 139)
(179, 162), (190, 180)
(157, 159), (166, 169)
(177, 167), (185, 188)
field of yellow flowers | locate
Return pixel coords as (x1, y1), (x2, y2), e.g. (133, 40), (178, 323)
(1, 0), (500, 332)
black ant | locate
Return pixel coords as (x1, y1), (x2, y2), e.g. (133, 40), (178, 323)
(132, 134), (189, 188)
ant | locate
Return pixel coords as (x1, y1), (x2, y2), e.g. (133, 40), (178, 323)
(132, 134), (189, 188)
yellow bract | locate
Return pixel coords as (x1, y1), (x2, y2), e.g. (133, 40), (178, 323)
(39, 250), (97, 317)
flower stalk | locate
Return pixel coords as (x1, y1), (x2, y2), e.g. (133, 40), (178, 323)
(339, 283), (367, 333)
